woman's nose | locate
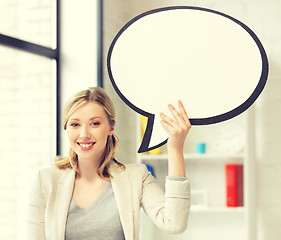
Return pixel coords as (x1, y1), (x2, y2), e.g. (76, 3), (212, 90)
(80, 126), (91, 140)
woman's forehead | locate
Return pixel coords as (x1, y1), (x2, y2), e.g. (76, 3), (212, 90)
(70, 102), (107, 119)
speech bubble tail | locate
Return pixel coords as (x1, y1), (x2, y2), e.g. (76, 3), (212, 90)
(138, 114), (168, 153)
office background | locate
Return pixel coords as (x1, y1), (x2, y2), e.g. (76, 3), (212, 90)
(0, 0), (280, 239)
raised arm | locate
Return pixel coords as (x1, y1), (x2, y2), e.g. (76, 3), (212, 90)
(141, 101), (191, 234)
(160, 100), (191, 177)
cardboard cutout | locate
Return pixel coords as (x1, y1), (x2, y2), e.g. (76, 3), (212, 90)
(107, 6), (268, 153)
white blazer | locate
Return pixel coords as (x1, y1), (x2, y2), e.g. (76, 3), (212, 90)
(27, 161), (190, 240)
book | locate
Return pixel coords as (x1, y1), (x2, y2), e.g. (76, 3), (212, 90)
(140, 115), (162, 154)
(225, 164), (244, 207)
(145, 163), (156, 178)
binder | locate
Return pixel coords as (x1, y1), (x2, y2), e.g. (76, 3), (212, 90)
(140, 115), (162, 154)
(225, 164), (244, 207)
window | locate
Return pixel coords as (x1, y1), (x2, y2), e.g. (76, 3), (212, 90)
(0, 0), (59, 239)
(0, 1), (103, 238)
(0, 0), (54, 47)
(0, 46), (54, 239)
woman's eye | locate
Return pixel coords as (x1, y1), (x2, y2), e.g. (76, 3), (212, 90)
(70, 123), (79, 127)
(91, 122), (100, 126)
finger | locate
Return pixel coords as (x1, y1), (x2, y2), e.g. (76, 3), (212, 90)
(168, 104), (187, 126)
(160, 112), (178, 128)
(160, 118), (174, 132)
(178, 100), (191, 126)
(160, 112), (190, 136)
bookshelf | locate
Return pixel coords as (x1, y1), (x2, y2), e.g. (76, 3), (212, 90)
(137, 107), (256, 240)
(140, 153), (244, 162)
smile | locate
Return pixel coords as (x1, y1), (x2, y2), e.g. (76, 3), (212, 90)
(77, 142), (95, 150)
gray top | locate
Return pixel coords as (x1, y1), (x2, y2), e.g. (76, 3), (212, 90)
(64, 176), (186, 240)
(65, 181), (125, 240)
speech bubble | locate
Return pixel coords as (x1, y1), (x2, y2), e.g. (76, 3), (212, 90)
(107, 6), (268, 153)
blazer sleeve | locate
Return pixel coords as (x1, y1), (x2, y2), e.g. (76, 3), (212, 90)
(140, 164), (191, 234)
(27, 170), (46, 240)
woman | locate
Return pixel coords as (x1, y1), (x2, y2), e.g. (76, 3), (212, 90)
(27, 87), (191, 240)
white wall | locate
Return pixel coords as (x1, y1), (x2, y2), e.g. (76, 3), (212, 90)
(60, 0), (99, 156)
(103, 0), (138, 164)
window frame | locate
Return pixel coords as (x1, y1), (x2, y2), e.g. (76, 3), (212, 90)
(0, 0), (103, 155)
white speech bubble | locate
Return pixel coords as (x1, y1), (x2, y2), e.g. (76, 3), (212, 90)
(107, 6), (268, 153)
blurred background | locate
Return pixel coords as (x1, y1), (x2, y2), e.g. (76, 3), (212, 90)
(0, 0), (280, 239)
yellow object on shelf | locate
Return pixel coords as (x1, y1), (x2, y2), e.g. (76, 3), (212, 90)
(140, 115), (162, 154)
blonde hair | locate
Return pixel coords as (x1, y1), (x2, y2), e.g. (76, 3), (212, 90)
(54, 87), (125, 180)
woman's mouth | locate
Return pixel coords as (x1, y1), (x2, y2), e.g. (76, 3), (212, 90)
(77, 142), (95, 151)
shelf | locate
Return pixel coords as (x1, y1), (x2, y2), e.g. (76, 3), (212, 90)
(139, 153), (244, 162)
(190, 206), (245, 213)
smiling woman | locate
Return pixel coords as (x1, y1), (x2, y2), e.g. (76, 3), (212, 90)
(55, 88), (121, 178)
(27, 87), (191, 240)
(54, 87), (124, 179)
(66, 102), (114, 164)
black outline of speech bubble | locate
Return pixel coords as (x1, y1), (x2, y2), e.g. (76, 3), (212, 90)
(107, 6), (269, 153)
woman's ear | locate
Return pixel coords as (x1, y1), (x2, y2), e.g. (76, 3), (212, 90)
(108, 126), (115, 136)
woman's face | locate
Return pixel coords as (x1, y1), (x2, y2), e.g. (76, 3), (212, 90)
(66, 102), (114, 163)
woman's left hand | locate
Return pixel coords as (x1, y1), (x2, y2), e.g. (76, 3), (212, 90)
(160, 100), (191, 151)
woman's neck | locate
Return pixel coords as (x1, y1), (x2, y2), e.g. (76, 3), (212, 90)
(76, 157), (102, 182)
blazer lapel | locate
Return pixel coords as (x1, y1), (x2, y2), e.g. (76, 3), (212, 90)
(55, 168), (75, 240)
(110, 163), (134, 240)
